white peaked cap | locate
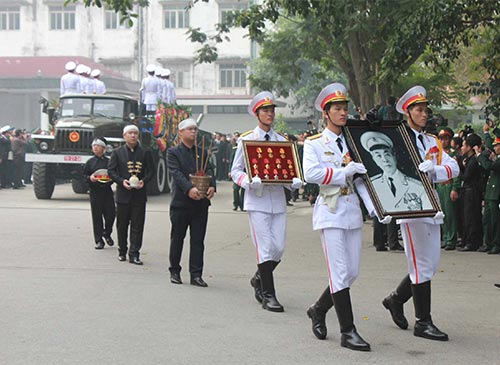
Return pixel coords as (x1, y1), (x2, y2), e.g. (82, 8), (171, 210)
(178, 118), (197, 130)
(396, 85), (428, 114)
(0, 125), (12, 133)
(314, 83), (348, 112)
(360, 131), (394, 152)
(248, 91), (276, 117)
(91, 69), (101, 78)
(65, 61), (76, 71)
(123, 124), (139, 134)
(164, 68), (171, 76)
(76, 64), (87, 74)
(146, 64), (156, 73)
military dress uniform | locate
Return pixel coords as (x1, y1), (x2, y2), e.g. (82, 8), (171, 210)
(231, 91), (303, 312)
(436, 128), (460, 250)
(140, 65), (160, 112)
(304, 83), (376, 352)
(476, 137), (500, 254)
(60, 61), (80, 96)
(382, 86), (459, 342)
(83, 137), (115, 249)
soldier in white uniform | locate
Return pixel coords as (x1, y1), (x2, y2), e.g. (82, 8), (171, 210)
(303, 83), (387, 352)
(60, 61), (80, 96)
(91, 69), (106, 94)
(140, 64), (160, 113)
(164, 69), (176, 104)
(231, 91), (303, 312)
(381, 86), (459, 342)
(360, 131), (431, 212)
(76, 64), (89, 94)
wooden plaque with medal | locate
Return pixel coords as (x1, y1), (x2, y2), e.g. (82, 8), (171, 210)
(242, 141), (303, 184)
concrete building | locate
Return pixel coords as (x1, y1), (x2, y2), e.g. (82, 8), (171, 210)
(1, 0), (272, 132)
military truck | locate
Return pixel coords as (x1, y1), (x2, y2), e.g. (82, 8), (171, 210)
(26, 94), (194, 199)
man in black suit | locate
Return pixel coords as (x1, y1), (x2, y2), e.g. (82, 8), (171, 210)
(108, 124), (154, 265)
(167, 118), (216, 287)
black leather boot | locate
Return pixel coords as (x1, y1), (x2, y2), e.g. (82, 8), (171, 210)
(250, 270), (263, 303)
(258, 261), (284, 312)
(332, 288), (371, 351)
(382, 275), (412, 329)
(307, 286), (333, 340)
(412, 281), (449, 341)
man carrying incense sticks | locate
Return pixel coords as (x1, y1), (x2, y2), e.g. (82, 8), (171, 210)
(167, 118), (216, 287)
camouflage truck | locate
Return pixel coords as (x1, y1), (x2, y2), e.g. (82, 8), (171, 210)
(26, 94), (203, 199)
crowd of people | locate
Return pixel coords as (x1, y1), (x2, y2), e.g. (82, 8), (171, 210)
(0, 126), (34, 189)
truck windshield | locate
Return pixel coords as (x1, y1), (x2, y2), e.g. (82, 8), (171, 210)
(60, 98), (92, 117)
(93, 99), (125, 118)
(60, 98), (125, 119)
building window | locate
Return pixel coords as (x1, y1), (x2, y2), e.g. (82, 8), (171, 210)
(105, 10), (131, 29)
(0, 7), (20, 30)
(49, 5), (76, 30)
(207, 105), (247, 114)
(219, 3), (247, 24)
(169, 66), (191, 89)
(163, 6), (189, 29)
(220, 64), (247, 88)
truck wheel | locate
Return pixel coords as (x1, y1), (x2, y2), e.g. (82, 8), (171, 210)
(33, 162), (56, 199)
(72, 178), (89, 194)
(148, 155), (166, 195)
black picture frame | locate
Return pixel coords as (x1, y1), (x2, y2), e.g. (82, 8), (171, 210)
(343, 119), (440, 219)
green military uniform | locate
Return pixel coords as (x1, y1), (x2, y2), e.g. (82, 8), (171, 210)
(436, 147), (461, 249)
(476, 150), (500, 254)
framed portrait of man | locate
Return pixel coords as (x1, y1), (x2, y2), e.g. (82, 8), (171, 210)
(343, 120), (440, 219)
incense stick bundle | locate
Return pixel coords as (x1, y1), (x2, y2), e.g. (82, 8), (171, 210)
(195, 136), (199, 174)
(202, 139), (214, 175)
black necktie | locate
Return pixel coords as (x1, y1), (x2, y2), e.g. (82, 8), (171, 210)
(418, 134), (426, 150)
(265, 134), (270, 141)
(388, 177), (396, 196)
(336, 137), (343, 153)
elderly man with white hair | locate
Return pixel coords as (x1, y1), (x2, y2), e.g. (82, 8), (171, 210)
(108, 124), (154, 265)
(166, 118), (216, 287)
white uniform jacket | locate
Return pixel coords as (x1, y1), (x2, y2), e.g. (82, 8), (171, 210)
(140, 76), (160, 104)
(303, 128), (375, 231)
(167, 80), (176, 104)
(95, 79), (106, 94)
(231, 127), (288, 214)
(78, 76), (89, 94)
(60, 73), (80, 96)
(397, 127), (460, 225)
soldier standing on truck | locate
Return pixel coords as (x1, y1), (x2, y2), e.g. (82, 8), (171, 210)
(60, 61), (80, 96)
(91, 69), (106, 95)
(140, 64), (160, 115)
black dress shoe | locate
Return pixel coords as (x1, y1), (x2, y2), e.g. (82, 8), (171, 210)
(444, 245), (456, 251)
(340, 326), (371, 352)
(494, 283), (500, 288)
(104, 236), (114, 246)
(414, 319), (449, 341)
(306, 305), (327, 340)
(382, 295), (408, 329)
(250, 273), (263, 303)
(458, 244), (476, 252)
(232, 207), (238, 211)
(375, 246), (388, 252)
(129, 257), (143, 265)
(170, 273), (182, 284)
(118, 255), (126, 262)
(488, 246), (500, 254)
(478, 245), (489, 252)
(191, 277), (208, 287)
(389, 243), (405, 251)
(94, 240), (105, 250)
(262, 293), (284, 312)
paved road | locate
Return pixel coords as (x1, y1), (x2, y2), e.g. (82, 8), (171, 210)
(1, 182), (499, 364)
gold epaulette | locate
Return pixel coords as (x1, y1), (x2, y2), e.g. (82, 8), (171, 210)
(240, 129), (253, 137)
(276, 131), (288, 141)
(307, 133), (322, 140)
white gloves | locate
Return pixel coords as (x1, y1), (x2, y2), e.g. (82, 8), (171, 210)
(418, 160), (435, 174)
(291, 177), (303, 190)
(433, 211), (445, 220)
(378, 215), (393, 224)
(249, 176), (262, 190)
(344, 162), (367, 178)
